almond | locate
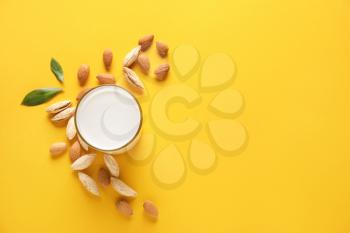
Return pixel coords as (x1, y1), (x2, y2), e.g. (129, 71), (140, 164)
(116, 200), (133, 217)
(51, 107), (76, 122)
(78, 172), (100, 196)
(156, 41), (168, 57)
(78, 135), (89, 151)
(103, 49), (113, 71)
(96, 73), (115, 84)
(97, 167), (110, 187)
(138, 34), (154, 51)
(123, 46), (141, 67)
(77, 64), (89, 86)
(137, 54), (150, 74)
(46, 100), (72, 114)
(111, 177), (137, 198)
(76, 88), (93, 101)
(71, 154), (96, 171)
(154, 64), (170, 81)
(66, 116), (76, 140)
(103, 154), (119, 177)
(50, 142), (67, 158)
(143, 200), (159, 219)
(69, 140), (81, 162)
(123, 67), (144, 91)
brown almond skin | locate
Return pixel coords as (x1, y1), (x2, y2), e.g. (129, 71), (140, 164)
(98, 167), (110, 187)
(138, 34), (154, 51)
(156, 41), (169, 57)
(143, 200), (159, 219)
(154, 64), (170, 81)
(77, 64), (90, 86)
(137, 54), (150, 74)
(69, 140), (81, 162)
(96, 73), (115, 84)
(76, 87), (93, 101)
(50, 142), (67, 158)
(103, 49), (113, 71)
(116, 200), (133, 217)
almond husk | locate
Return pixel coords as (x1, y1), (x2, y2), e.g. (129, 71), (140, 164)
(77, 64), (89, 86)
(97, 167), (111, 187)
(111, 177), (137, 198)
(123, 67), (144, 91)
(103, 49), (113, 71)
(137, 54), (150, 74)
(103, 154), (119, 177)
(46, 100), (72, 114)
(50, 142), (67, 158)
(78, 172), (100, 196)
(138, 34), (154, 51)
(78, 135), (89, 151)
(71, 154), (96, 171)
(156, 41), (169, 57)
(143, 200), (159, 219)
(154, 64), (170, 81)
(76, 88), (93, 101)
(51, 107), (76, 122)
(69, 140), (81, 162)
(116, 200), (133, 217)
(96, 73), (115, 84)
(66, 116), (76, 140)
(123, 46), (141, 67)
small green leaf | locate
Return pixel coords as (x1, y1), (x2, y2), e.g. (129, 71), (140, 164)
(21, 88), (63, 106)
(50, 58), (64, 83)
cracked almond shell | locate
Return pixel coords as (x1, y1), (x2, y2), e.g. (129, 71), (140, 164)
(71, 154), (96, 171)
(123, 67), (144, 91)
(103, 154), (120, 177)
(123, 46), (141, 67)
(51, 106), (76, 122)
(111, 177), (137, 198)
(78, 172), (100, 196)
(46, 100), (71, 114)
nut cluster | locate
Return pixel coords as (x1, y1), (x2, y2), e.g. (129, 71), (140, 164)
(48, 34), (165, 220)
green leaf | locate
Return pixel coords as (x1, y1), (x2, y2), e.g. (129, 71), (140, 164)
(21, 88), (63, 106)
(50, 58), (64, 83)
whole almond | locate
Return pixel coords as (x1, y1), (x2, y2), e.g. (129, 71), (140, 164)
(111, 177), (137, 198)
(76, 88), (93, 101)
(103, 49), (113, 71)
(156, 41), (169, 57)
(143, 200), (159, 219)
(78, 135), (89, 151)
(70, 140), (81, 162)
(116, 200), (133, 217)
(51, 107), (76, 122)
(123, 46), (141, 67)
(103, 154), (119, 177)
(137, 54), (150, 74)
(71, 154), (96, 171)
(154, 64), (170, 81)
(50, 142), (67, 158)
(78, 172), (100, 196)
(98, 167), (111, 187)
(138, 34), (154, 51)
(77, 64), (89, 86)
(46, 100), (72, 114)
(123, 67), (144, 91)
(66, 116), (76, 140)
(96, 73), (115, 84)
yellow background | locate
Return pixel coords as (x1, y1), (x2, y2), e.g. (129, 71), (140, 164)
(1, 0), (350, 232)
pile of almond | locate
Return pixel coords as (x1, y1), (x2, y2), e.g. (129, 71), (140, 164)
(48, 34), (165, 220)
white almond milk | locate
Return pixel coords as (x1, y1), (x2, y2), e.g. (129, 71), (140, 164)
(75, 85), (142, 153)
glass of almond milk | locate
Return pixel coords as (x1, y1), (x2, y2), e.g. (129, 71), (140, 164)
(75, 85), (142, 154)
